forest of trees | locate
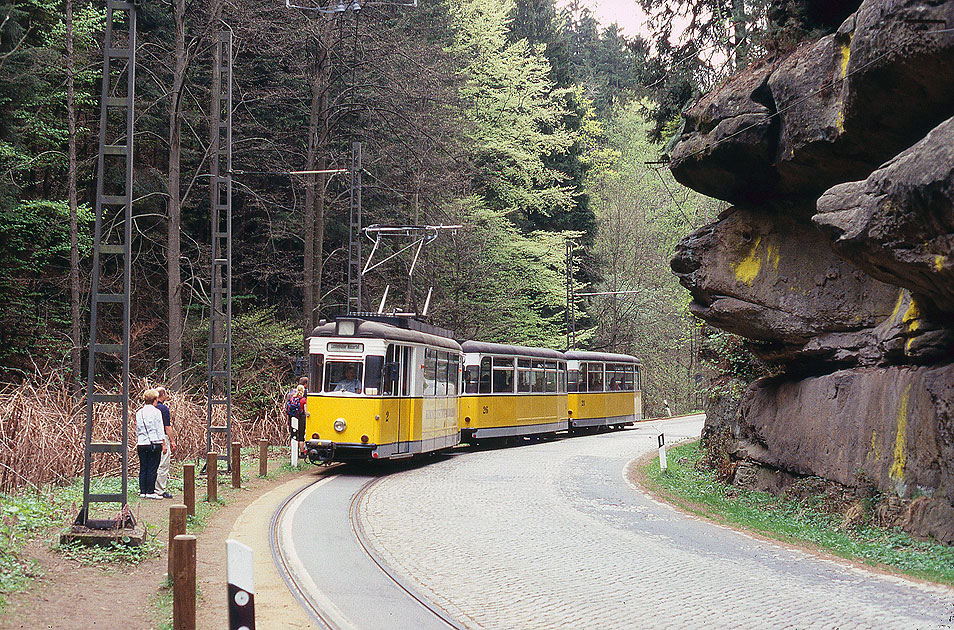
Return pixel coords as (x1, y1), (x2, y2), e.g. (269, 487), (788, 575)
(0, 0), (766, 416)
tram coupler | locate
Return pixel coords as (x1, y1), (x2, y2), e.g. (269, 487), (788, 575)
(306, 439), (334, 464)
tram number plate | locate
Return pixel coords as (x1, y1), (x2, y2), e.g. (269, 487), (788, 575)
(482, 406), (488, 414)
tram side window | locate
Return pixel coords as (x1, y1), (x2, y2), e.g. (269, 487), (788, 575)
(607, 364), (623, 391)
(635, 366), (641, 391)
(478, 357), (492, 394)
(532, 361), (546, 393)
(383, 346), (397, 396)
(424, 349), (437, 397)
(464, 365), (479, 393)
(517, 368), (531, 393)
(449, 355), (460, 396)
(437, 353), (449, 396)
(558, 362), (567, 393)
(365, 355), (384, 395)
(401, 347), (412, 396)
(577, 363), (587, 393)
(545, 369), (556, 393)
(493, 357), (514, 393)
(567, 368), (578, 393)
(309, 354), (323, 393)
(587, 363), (604, 392)
(622, 365), (635, 392)
(325, 361), (363, 393)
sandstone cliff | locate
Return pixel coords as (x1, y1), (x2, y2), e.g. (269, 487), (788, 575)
(668, 0), (954, 543)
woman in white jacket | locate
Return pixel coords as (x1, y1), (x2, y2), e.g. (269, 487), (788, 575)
(136, 389), (167, 499)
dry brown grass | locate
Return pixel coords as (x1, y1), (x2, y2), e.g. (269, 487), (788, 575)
(0, 371), (289, 493)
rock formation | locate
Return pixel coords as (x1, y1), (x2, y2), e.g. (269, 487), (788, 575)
(669, 0), (954, 542)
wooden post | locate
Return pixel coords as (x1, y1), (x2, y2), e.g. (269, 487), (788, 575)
(183, 463), (195, 516)
(172, 534), (196, 630)
(259, 439), (268, 477)
(207, 452), (218, 503)
(167, 504), (188, 580)
(231, 442), (241, 489)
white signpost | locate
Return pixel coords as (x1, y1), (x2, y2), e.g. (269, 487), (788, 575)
(658, 433), (667, 472)
(226, 539), (255, 630)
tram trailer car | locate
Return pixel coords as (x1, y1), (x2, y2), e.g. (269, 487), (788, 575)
(459, 341), (569, 443)
(565, 351), (642, 432)
(304, 316), (462, 463)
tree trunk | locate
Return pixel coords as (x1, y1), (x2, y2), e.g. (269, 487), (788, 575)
(167, 0), (186, 388)
(66, 0), (81, 390)
(303, 19), (332, 343)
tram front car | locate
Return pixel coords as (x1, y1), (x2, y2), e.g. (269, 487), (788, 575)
(303, 316), (462, 463)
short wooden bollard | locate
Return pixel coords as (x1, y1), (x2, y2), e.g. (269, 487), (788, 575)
(231, 442), (241, 489)
(183, 463), (195, 516)
(167, 504), (188, 580)
(207, 452), (218, 503)
(258, 439), (268, 477)
(172, 534), (197, 630)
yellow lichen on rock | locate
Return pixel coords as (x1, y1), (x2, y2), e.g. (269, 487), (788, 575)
(868, 430), (880, 461)
(889, 384), (911, 485)
(935, 254), (946, 271)
(733, 236), (763, 285)
(839, 38), (851, 79)
(890, 290), (906, 320)
(766, 242), (780, 271)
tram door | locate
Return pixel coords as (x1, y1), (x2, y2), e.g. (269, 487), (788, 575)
(387, 345), (411, 455)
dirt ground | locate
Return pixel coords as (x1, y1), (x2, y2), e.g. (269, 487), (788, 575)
(0, 458), (316, 630)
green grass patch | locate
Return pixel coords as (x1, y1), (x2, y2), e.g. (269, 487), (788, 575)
(644, 441), (954, 585)
(0, 451), (309, 610)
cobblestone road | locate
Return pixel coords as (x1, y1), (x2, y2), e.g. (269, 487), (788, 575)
(358, 416), (954, 629)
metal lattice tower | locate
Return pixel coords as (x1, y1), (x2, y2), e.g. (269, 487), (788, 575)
(346, 141), (363, 314)
(207, 29), (234, 471)
(566, 240), (576, 351)
(78, 0), (137, 526)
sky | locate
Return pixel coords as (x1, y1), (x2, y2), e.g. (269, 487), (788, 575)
(556, 0), (653, 39)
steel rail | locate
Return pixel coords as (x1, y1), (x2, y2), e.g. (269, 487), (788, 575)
(349, 475), (466, 630)
(270, 469), (464, 630)
(269, 475), (338, 630)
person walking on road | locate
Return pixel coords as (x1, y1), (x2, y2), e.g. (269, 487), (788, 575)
(135, 389), (166, 499)
(154, 386), (175, 499)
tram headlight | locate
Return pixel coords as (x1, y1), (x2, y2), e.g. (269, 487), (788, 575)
(333, 418), (347, 432)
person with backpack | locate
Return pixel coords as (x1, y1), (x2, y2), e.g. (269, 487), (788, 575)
(286, 378), (307, 442)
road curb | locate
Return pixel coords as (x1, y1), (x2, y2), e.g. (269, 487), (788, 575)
(228, 475), (319, 629)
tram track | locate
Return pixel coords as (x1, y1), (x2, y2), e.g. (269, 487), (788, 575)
(270, 468), (465, 630)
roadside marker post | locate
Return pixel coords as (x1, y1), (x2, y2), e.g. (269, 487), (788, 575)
(259, 439), (268, 477)
(291, 435), (298, 467)
(207, 452), (218, 502)
(226, 539), (256, 630)
(231, 442), (241, 489)
(172, 534), (197, 630)
(658, 433), (667, 473)
(183, 463), (195, 516)
(168, 504), (187, 581)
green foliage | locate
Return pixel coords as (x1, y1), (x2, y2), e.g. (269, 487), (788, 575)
(645, 441), (954, 585)
(450, 0), (575, 225)
(0, 200), (93, 365)
(184, 305), (301, 413)
(581, 101), (721, 416)
(433, 197), (572, 348)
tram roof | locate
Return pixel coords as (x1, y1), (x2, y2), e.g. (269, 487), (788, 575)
(460, 340), (565, 360)
(564, 350), (641, 364)
(311, 318), (462, 352)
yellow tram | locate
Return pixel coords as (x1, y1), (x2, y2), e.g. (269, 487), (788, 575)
(301, 315), (644, 463)
(565, 351), (642, 432)
(458, 341), (569, 442)
(303, 316), (461, 462)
